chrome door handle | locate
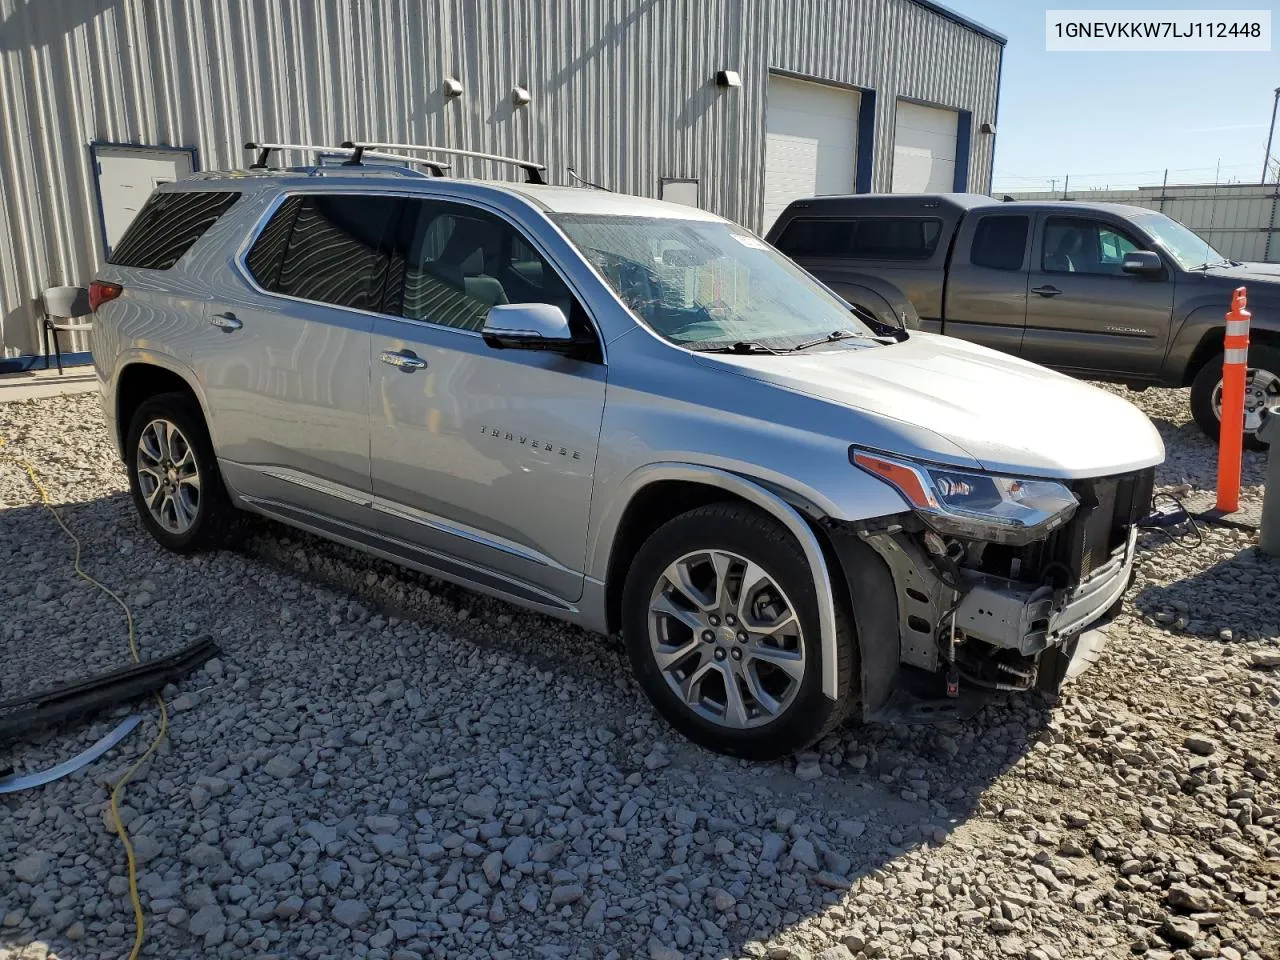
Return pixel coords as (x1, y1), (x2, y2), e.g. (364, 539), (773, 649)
(380, 350), (427, 371)
(1031, 285), (1062, 298)
(209, 312), (243, 330)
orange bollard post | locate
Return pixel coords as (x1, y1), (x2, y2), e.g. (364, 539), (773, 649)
(1215, 286), (1250, 514)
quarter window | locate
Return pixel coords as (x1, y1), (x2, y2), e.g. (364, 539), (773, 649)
(1042, 218), (1141, 276)
(245, 194), (400, 309)
(969, 215), (1029, 271)
(383, 200), (578, 332)
(775, 217), (943, 261)
(108, 191), (241, 269)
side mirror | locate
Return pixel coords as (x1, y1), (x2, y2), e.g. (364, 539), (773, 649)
(482, 303), (574, 352)
(1121, 251), (1162, 275)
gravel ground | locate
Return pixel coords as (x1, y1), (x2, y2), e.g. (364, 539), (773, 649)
(0, 387), (1277, 960)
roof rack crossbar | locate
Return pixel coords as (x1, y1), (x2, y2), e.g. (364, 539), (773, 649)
(342, 141), (548, 184)
(243, 142), (450, 176)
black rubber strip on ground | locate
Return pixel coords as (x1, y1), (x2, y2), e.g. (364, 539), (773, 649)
(0, 636), (219, 745)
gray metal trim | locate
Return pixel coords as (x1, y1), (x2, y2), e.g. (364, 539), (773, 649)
(241, 462), (573, 575)
(239, 494), (577, 615)
(907, 0), (1007, 44)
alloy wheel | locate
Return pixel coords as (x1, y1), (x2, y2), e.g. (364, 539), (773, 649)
(136, 418), (202, 534)
(1211, 367), (1280, 434)
(647, 549), (806, 729)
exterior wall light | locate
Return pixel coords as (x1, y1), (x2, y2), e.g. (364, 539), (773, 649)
(980, 121), (996, 134)
(443, 78), (463, 98)
(511, 85), (532, 106)
(715, 70), (742, 88)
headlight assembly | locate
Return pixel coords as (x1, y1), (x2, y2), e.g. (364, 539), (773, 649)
(851, 449), (1079, 545)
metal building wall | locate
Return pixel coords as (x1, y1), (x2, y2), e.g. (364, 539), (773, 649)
(1007, 184), (1280, 263)
(0, 0), (1001, 360)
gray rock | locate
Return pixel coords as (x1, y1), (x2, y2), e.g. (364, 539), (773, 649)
(1167, 883), (1213, 913)
(332, 898), (371, 928)
(790, 837), (818, 870)
(504, 836), (534, 867)
(551, 884), (584, 906)
(188, 904), (225, 937)
(1160, 915), (1200, 947)
(462, 794), (498, 818)
(1184, 735), (1217, 756)
(760, 832), (786, 863)
(257, 861), (294, 884)
(264, 755), (303, 779)
(13, 853), (51, 884)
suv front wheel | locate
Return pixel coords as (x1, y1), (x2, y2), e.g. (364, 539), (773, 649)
(621, 503), (853, 760)
(125, 392), (235, 553)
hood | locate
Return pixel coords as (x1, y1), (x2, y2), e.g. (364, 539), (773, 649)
(1202, 261), (1280, 288)
(696, 332), (1165, 479)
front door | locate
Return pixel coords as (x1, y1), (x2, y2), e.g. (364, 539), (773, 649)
(1021, 214), (1174, 378)
(192, 192), (400, 524)
(370, 197), (607, 604)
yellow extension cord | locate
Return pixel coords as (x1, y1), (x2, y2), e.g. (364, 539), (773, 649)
(1, 436), (166, 960)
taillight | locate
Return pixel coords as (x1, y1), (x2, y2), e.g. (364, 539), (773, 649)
(89, 280), (122, 312)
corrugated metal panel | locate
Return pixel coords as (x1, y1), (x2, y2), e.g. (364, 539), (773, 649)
(1007, 184), (1280, 263)
(0, 0), (1000, 357)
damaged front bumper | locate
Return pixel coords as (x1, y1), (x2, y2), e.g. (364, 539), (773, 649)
(952, 526), (1137, 657)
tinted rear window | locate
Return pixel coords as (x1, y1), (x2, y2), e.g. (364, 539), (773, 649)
(776, 217), (942, 261)
(108, 191), (241, 269)
(245, 194), (401, 310)
(970, 215), (1029, 271)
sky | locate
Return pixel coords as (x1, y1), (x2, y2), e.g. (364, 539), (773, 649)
(943, 0), (1280, 192)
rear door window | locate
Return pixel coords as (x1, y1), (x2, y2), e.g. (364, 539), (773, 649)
(969, 215), (1030, 271)
(108, 191), (241, 268)
(245, 194), (400, 310)
(776, 217), (941, 260)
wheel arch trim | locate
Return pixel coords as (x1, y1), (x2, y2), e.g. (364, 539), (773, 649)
(592, 462), (843, 699)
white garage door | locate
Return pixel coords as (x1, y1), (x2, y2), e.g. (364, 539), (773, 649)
(891, 102), (958, 194)
(95, 146), (195, 253)
(762, 75), (859, 232)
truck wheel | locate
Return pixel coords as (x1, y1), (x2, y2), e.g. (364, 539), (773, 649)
(125, 392), (236, 553)
(620, 502), (854, 761)
(1189, 345), (1280, 450)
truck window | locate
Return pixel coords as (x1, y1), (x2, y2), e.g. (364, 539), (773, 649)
(775, 217), (941, 261)
(969, 215), (1029, 271)
(1042, 218), (1140, 276)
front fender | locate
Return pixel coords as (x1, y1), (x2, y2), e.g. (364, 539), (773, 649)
(587, 462), (846, 699)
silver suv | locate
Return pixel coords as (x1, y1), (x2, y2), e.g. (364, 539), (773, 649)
(92, 144), (1164, 760)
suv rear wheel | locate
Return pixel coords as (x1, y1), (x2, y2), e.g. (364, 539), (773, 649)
(125, 392), (235, 552)
(1190, 345), (1280, 450)
(621, 502), (853, 760)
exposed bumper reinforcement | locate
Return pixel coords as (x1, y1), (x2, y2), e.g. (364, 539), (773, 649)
(953, 527), (1136, 655)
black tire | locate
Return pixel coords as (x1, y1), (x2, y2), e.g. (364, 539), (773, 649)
(621, 502), (855, 761)
(125, 391), (235, 553)
(1189, 344), (1280, 451)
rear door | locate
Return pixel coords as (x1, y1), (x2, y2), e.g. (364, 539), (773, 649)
(1021, 214), (1174, 377)
(368, 197), (607, 604)
(941, 211), (1032, 354)
(193, 191), (399, 525)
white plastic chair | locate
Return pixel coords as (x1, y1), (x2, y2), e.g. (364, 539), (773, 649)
(41, 285), (93, 374)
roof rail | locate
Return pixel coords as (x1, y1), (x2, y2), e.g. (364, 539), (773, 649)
(341, 141), (548, 184)
(242, 142), (450, 177)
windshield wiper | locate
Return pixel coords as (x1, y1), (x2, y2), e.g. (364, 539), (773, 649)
(693, 340), (784, 355)
(1191, 257), (1232, 271)
(790, 329), (869, 352)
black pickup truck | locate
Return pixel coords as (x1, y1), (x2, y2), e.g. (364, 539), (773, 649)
(767, 193), (1280, 447)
